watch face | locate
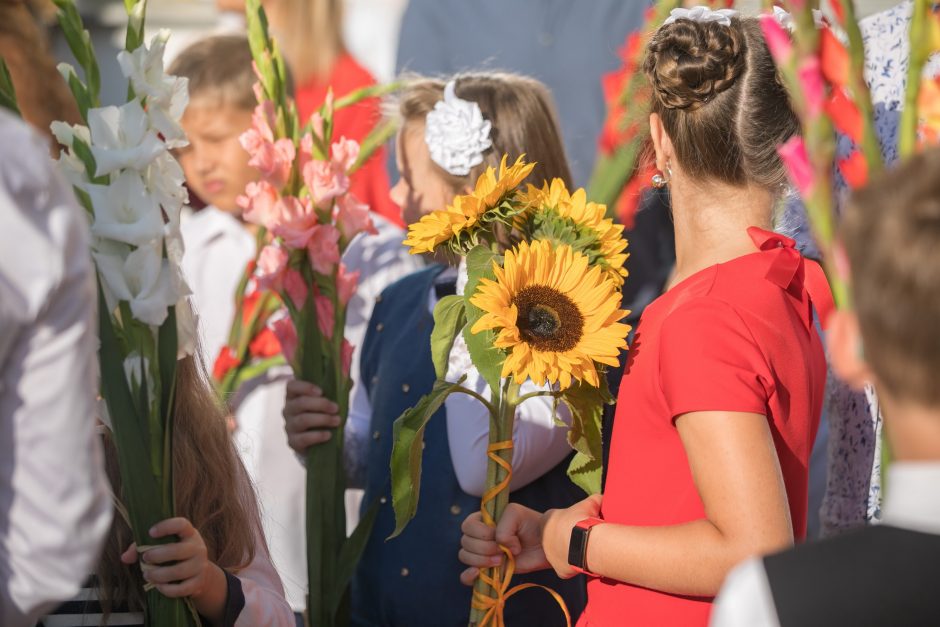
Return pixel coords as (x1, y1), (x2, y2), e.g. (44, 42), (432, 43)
(568, 526), (588, 568)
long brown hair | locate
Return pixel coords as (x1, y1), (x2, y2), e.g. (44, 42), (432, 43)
(97, 355), (262, 616)
(265, 0), (345, 86)
(395, 72), (574, 192)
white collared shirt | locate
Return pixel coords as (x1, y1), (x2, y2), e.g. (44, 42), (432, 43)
(711, 462), (940, 627)
(0, 111), (112, 626)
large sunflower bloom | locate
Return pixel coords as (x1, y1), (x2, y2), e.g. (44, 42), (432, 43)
(519, 179), (629, 286)
(470, 239), (630, 389)
(403, 155), (534, 255)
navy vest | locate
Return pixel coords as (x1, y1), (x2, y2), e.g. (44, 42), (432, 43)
(353, 266), (587, 626)
(764, 524), (940, 627)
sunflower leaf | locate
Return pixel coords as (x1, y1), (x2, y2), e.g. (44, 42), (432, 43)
(560, 379), (612, 462)
(462, 245), (505, 395)
(388, 376), (467, 539)
(568, 451), (603, 495)
(430, 295), (466, 380)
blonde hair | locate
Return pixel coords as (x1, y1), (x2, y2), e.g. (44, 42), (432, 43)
(266, 0), (344, 85)
(395, 72), (573, 192)
(168, 34), (256, 110)
(96, 355), (263, 618)
(842, 147), (940, 406)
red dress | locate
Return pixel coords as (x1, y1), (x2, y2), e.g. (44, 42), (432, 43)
(294, 53), (402, 227)
(579, 228), (831, 626)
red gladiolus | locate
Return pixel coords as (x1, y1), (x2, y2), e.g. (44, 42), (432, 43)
(242, 290), (261, 327)
(820, 27), (849, 88)
(828, 0), (845, 25)
(213, 346), (240, 382)
(825, 87), (864, 144)
(838, 151), (869, 189)
(249, 327), (282, 358)
(615, 162), (655, 229)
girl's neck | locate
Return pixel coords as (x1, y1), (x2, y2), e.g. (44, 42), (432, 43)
(668, 174), (774, 287)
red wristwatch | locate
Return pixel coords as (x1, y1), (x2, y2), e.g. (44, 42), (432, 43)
(567, 517), (604, 576)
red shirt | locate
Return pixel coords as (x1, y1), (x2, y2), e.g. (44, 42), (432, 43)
(580, 228), (829, 626)
(295, 53), (402, 227)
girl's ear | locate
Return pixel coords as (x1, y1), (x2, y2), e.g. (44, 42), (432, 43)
(827, 309), (875, 391)
(649, 112), (671, 172)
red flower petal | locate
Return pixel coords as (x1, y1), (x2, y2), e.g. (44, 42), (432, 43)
(820, 27), (850, 87)
(828, 0), (845, 25)
(824, 87), (863, 144)
(212, 346), (240, 382)
(838, 151), (869, 189)
(248, 327), (282, 358)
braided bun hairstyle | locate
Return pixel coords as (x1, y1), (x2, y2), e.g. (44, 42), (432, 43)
(643, 15), (798, 190)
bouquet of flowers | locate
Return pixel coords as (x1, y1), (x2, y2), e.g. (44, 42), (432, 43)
(0, 0), (197, 624)
(238, 1), (397, 624)
(392, 156), (631, 626)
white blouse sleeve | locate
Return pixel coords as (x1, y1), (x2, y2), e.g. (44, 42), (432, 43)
(0, 112), (112, 626)
(443, 332), (573, 498)
(710, 557), (782, 627)
(234, 526), (296, 626)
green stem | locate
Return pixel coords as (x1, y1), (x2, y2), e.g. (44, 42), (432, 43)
(453, 386), (498, 416)
(838, 0), (884, 174)
(468, 378), (520, 627)
(899, 0), (930, 158)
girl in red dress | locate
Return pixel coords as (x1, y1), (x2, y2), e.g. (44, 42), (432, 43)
(458, 11), (831, 626)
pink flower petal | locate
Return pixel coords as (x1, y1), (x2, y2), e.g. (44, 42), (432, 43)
(330, 137), (360, 173)
(777, 136), (815, 197)
(307, 224), (341, 275)
(760, 13), (793, 63)
(341, 339), (354, 377)
(798, 57), (825, 117)
(283, 269), (309, 308)
(337, 264), (360, 307)
(271, 317), (298, 365)
(238, 181), (281, 229)
(257, 245), (288, 291)
(335, 193), (376, 242)
(271, 196), (318, 248)
(315, 293), (335, 340)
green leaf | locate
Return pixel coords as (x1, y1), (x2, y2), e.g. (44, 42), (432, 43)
(331, 81), (403, 112)
(568, 451), (603, 495)
(58, 63), (93, 120)
(0, 59), (20, 116)
(388, 376), (466, 539)
(430, 295), (466, 380)
(461, 246), (504, 394)
(559, 379), (611, 461)
(331, 498), (380, 615)
(347, 118), (397, 176)
(53, 0), (102, 105)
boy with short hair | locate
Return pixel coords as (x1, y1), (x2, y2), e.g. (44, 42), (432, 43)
(711, 147), (940, 627)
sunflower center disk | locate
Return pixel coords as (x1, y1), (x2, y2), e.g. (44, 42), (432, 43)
(513, 285), (584, 352)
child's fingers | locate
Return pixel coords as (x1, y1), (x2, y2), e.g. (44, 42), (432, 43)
(460, 512), (495, 541)
(140, 541), (197, 565)
(120, 543), (139, 565)
(286, 379), (322, 399)
(143, 557), (203, 585)
(460, 534), (502, 558)
(284, 395), (339, 417)
(459, 567), (480, 587)
(149, 517), (196, 540)
(153, 578), (201, 599)
(458, 547), (503, 569)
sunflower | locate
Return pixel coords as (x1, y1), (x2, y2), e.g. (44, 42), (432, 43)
(470, 239), (630, 390)
(403, 155), (535, 255)
(518, 179), (629, 287)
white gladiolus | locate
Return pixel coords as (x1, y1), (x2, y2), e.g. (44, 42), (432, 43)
(87, 100), (164, 176)
(147, 152), (188, 217)
(93, 241), (177, 327)
(87, 170), (164, 247)
(117, 30), (190, 149)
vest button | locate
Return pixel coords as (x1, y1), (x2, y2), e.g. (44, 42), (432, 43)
(402, 383), (411, 393)
(376, 322), (385, 332)
(372, 430), (381, 440)
(371, 375), (379, 386)
(375, 295), (383, 303)
(400, 567), (410, 577)
(380, 496), (388, 504)
(450, 505), (461, 515)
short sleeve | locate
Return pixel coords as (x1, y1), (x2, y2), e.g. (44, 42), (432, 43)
(659, 298), (772, 420)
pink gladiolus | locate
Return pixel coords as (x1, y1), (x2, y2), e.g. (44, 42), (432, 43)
(238, 180), (280, 228)
(337, 264), (360, 306)
(315, 293), (335, 340)
(335, 193), (376, 241)
(777, 136), (815, 197)
(331, 137), (360, 173)
(283, 269), (309, 308)
(341, 339), (354, 377)
(309, 113), (325, 140)
(252, 101), (276, 143)
(257, 245), (288, 291)
(760, 14), (793, 63)
(271, 317), (298, 365)
(307, 224), (341, 275)
(304, 159), (349, 208)
(271, 195), (318, 248)
(798, 57), (825, 117)
(241, 130), (296, 188)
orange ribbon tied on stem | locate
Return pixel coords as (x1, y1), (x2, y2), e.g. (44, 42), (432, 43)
(471, 441), (571, 627)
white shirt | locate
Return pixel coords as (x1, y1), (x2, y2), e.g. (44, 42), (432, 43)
(0, 111), (112, 626)
(234, 214), (421, 611)
(179, 206), (256, 368)
(345, 261), (574, 498)
(711, 462), (940, 627)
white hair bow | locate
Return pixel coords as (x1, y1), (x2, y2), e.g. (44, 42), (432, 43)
(663, 6), (739, 27)
(424, 80), (493, 176)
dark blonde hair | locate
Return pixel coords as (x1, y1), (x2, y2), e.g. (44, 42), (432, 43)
(643, 16), (798, 190)
(842, 147), (940, 406)
(96, 355), (262, 617)
(266, 0), (344, 85)
(168, 35), (256, 110)
(395, 72), (573, 191)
